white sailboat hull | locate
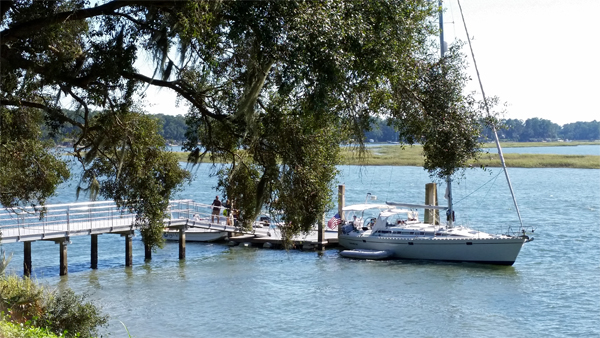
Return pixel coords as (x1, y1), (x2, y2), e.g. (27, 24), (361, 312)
(338, 234), (526, 265)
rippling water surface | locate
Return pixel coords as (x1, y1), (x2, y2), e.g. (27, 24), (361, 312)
(2, 163), (599, 337)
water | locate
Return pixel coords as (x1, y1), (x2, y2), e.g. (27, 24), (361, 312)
(2, 165), (600, 337)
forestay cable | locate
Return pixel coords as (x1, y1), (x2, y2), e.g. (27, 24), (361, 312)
(456, 0), (524, 229)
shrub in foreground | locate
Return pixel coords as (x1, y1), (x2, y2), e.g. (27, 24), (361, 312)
(0, 318), (60, 338)
(1, 248), (108, 338)
(39, 288), (108, 338)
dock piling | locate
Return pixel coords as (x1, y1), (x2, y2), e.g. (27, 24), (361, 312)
(59, 239), (68, 276)
(124, 233), (133, 267)
(179, 226), (186, 260)
(91, 234), (98, 269)
(317, 214), (325, 251)
(145, 243), (152, 260)
(424, 183), (439, 224)
(23, 241), (32, 277)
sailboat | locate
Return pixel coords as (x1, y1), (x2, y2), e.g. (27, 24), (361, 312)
(337, 1), (533, 265)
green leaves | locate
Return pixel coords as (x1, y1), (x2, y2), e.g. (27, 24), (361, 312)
(0, 108), (70, 213)
(2, 0), (489, 245)
(76, 111), (190, 249)
(389, 42), (484, 179)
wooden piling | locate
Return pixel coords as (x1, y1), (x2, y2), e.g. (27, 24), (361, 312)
(338, 184), (345, 237)
(179, 226), (186, 260)
(23, 241), (32, 277)
(317, 214), (325, 251)
(59, 240), (68, 276)
(424, 183), (439, 224)
(91, 234), (98, 269)
(124, 233), (132, 267)
(145, 243), (152, 261)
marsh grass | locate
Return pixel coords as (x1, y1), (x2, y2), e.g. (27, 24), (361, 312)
(340, 145), (600, 168)
(473, 152), (600, 168)
(339, 145), (425, 166)
(481, 141), (600, 148)
(171, 143), (600, 169)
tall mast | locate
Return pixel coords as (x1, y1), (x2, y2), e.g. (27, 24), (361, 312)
(438, 1), (454, 227)
(439, 0), (445, 58)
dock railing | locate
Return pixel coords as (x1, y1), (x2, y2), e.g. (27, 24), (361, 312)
(167, 200), (222, 222)
(0, 199), (229, 243)
(0, 201), (139, 243)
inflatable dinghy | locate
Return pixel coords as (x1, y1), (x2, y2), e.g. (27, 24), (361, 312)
(339, 249), (392, 260)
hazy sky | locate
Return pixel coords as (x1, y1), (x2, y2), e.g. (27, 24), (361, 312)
(444, 0), (599, 125)
(142, 0), (599, 126)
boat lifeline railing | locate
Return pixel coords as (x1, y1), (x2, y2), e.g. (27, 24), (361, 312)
(385, 202), (448, 210)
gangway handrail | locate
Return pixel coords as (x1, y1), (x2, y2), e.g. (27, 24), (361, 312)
(0, 200), (215, 244)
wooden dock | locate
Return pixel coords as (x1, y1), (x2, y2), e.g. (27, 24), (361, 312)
(1, 200), (340, 276)
(182, 220), (339, 249)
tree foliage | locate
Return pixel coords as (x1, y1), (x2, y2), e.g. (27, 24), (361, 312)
(1, 0), (190, 248)
(2, 0), (486, 241)
(481, 118), (599, 142)
(560, 120), (600, 141)
(0, 107), (70, 213)
(152, 114), (187, 143)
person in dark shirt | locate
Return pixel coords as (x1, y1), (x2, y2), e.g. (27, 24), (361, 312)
(211, 196), (221, 223)
(224, 199), (232, 225)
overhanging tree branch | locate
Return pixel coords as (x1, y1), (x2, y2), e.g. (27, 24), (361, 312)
(1, 1), (176, 43)
(121, 71), (224, 121)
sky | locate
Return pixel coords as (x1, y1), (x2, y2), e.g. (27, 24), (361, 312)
(142, 0), (599, 126)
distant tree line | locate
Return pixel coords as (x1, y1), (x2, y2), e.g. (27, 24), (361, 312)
(363, 119), (400, 143)
(50, 114), (598, 145)
(47, 111), (188, 144)
(482, 118), (600, 142)
(364, 117), (599, 143)
(151, 114), (187, 143)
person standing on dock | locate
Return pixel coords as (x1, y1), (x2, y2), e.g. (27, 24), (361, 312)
(211, 196), (222, 223)
(224, 199), (232, 225)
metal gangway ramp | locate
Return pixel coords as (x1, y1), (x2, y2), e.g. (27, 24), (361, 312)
(1, 200), (139, 243)
(0, 200), (211, 243)
(0, 200), (206, 276)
